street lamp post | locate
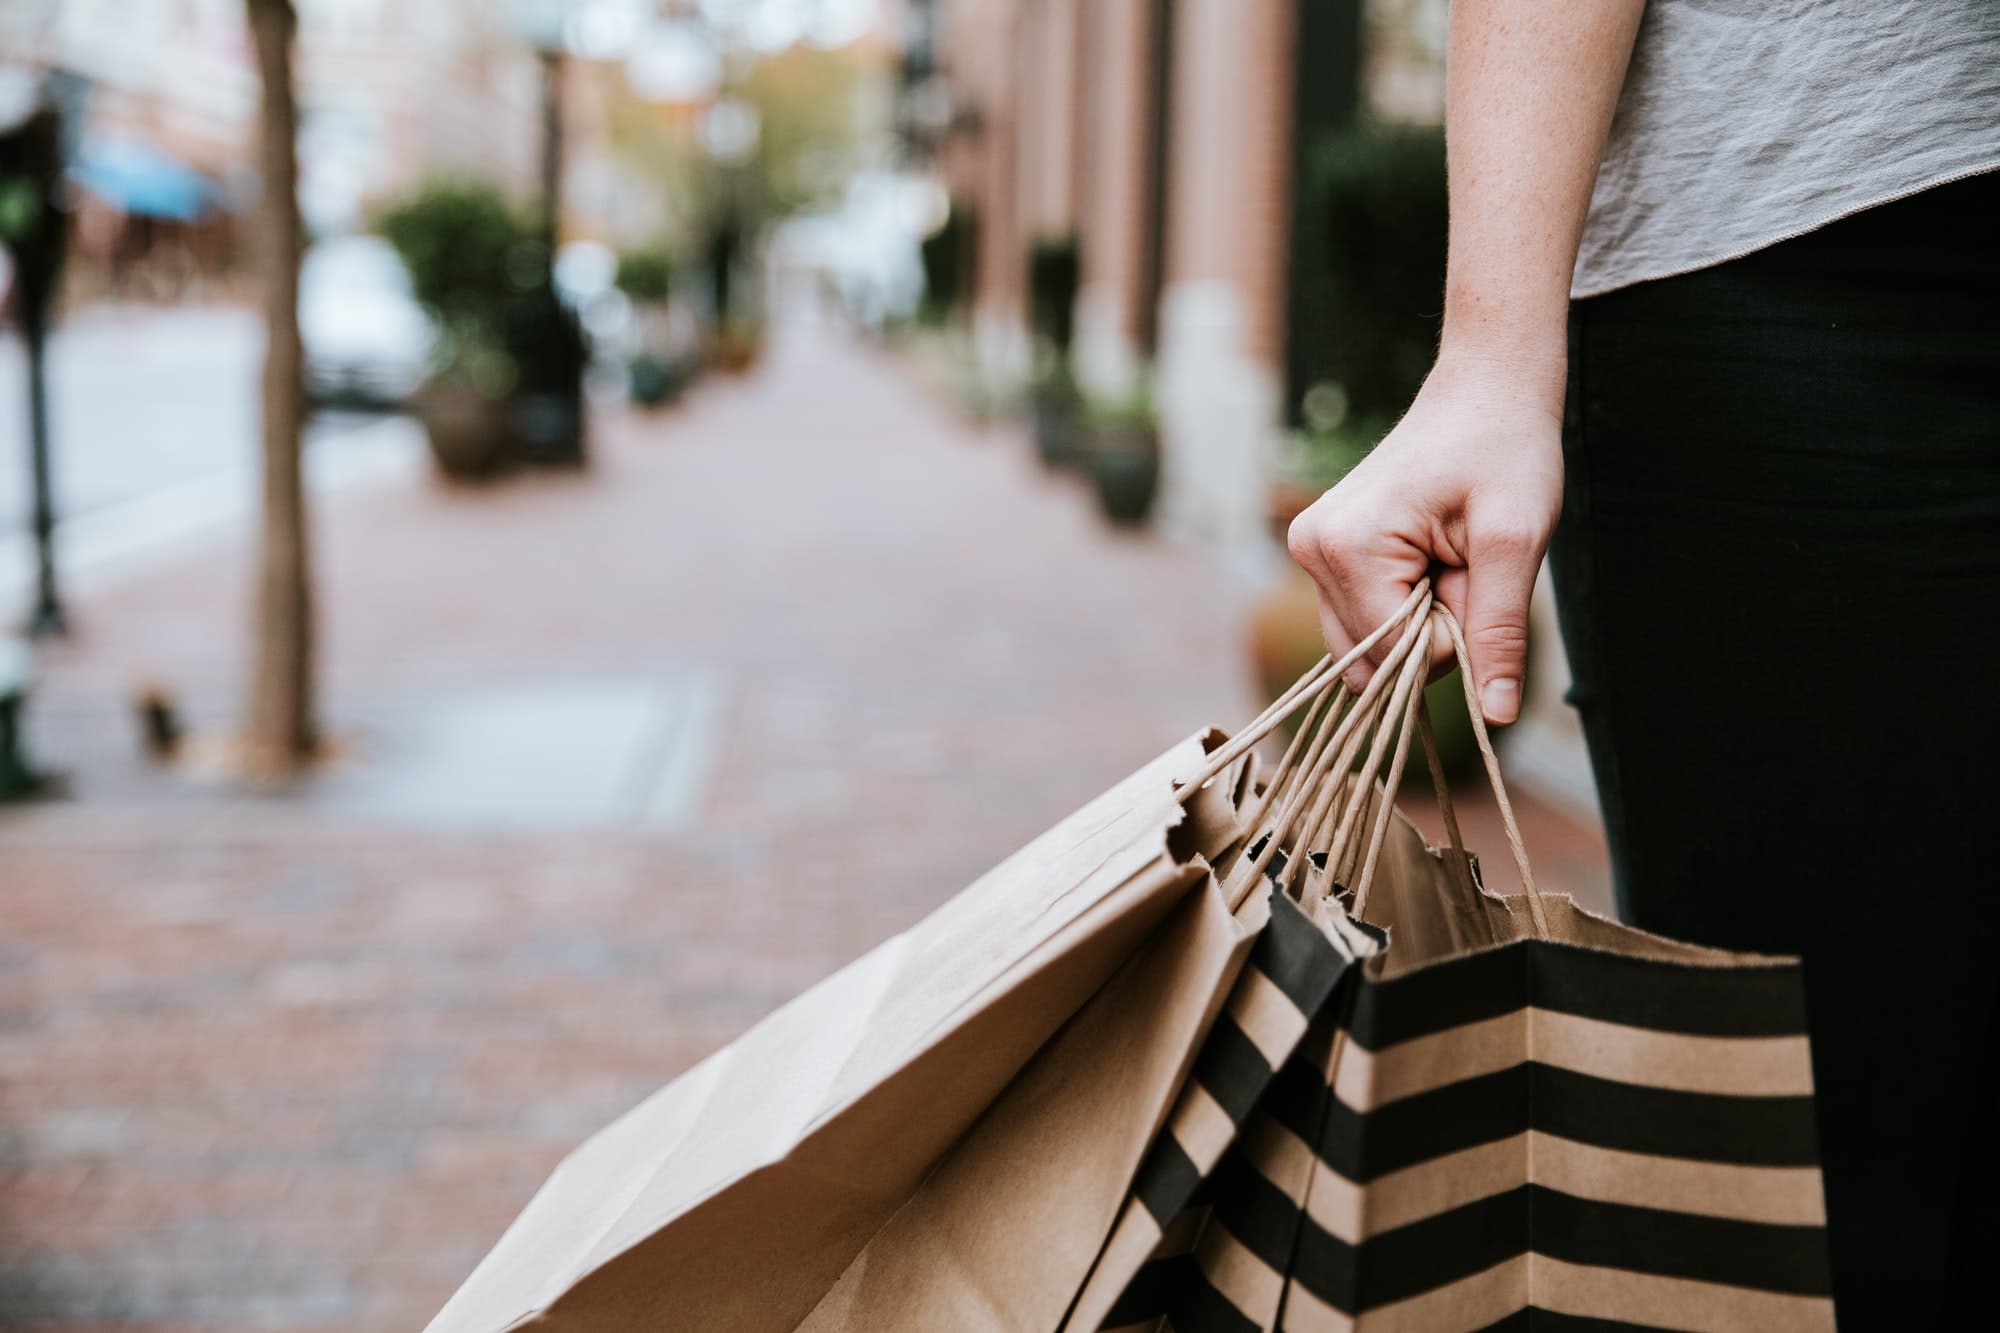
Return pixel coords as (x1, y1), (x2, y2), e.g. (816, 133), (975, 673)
(509, 0), (587, 467)
(22, 272), (60, 637)
(0, 100), (69, 637)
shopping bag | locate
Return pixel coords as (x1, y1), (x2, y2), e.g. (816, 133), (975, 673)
(428, 725), (1268, 1333)
(799, 868), (1382, 1331)
(793, 589), (1447, 1331)
(1072, 600), (1834, 1333)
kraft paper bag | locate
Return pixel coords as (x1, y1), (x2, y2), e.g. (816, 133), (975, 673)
(796, 870), (1266, 1333)
(1077, 603), (1834, 1333)
(788, 594), (1446, 1333)
(802, 876), (1383, 1333)
(428, 728), (1254, 1333)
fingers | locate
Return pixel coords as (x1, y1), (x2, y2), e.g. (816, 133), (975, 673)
(1288, 504), (1423, 693)
(1451, 522), (1541, 726)
(1430, 566), (1470, 678)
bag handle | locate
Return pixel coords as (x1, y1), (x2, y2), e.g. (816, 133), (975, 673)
(1236, 588), (1432, 899)
(1428, 602), (1550, 935)
(1339, 603), (1548, 937)
(1205, 590), (1551, 939)
(1313, 613), (1435, 893)
(1173, 581), (1432, 801)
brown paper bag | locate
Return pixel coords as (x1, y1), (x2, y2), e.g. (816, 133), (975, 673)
(1075, 601), (1834, 1333)
(788, 594), (1447, 1332)
(427, 729), (1255, 1333)
(796, 871), (1265, 1332)
(802, 876), (1384, 1333)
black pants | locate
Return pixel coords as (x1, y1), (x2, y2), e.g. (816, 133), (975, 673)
(1552, 170), (2000, 1331)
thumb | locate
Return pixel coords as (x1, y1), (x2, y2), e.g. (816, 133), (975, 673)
(1458, 531), (1540, 726)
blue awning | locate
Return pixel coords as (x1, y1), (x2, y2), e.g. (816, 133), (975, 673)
(70, 136), (218, 221)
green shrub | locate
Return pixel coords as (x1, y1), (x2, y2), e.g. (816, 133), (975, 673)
(1313, 124), (1447, 425)
(615, 248), (677, 304)
(377, 181), (535, 386)
(1081, 377), (1157, 434)
(377, 182), (531, 321)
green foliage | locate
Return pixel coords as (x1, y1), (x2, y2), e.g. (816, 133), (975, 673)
(376, 182), (533, 325)
(1081, 377), (1157, 434)
(603, 44), (867, 256)
(1279, 425), (1374, 492)
(376, 181), (533, 387)
(1313, 124), (1447, 424)
(0, 177), (41, 244)
(1027, 233), (1081, 352)
(615, 248), (677, 304)
(430, 313), (520, 397)
(1029, 341), (1079, 396)
(736, 47), (867, 220)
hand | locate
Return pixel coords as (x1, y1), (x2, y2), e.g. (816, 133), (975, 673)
(1286, 354), (1564, 726)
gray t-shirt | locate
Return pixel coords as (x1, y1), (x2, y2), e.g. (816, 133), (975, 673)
(1573, 0), (2000, 299)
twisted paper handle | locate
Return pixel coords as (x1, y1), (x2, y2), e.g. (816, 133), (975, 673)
(1185, 588), (1548, 937)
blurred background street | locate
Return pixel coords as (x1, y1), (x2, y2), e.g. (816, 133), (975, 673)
(0, 305), (417, 600)
(1, 2), (1610, 1329)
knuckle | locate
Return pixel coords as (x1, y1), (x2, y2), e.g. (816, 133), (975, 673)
(1470, 513), (1546, 558)
(1468, 620), (1530, 661)
(1284, 513), (1320, 568)
(1318, 540), (1360, 584)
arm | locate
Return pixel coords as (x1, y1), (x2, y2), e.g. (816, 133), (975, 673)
(1287, 0), (1644, 723)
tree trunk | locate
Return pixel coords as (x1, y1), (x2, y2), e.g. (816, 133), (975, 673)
(243, 0), (315, 777)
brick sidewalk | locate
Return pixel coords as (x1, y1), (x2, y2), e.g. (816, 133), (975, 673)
(0, 318), (1607, 1330)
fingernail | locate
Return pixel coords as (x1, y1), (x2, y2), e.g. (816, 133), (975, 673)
(1481, 678), (1520, 724)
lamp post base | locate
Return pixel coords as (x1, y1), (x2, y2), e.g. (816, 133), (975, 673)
(25, 597), (67, 640)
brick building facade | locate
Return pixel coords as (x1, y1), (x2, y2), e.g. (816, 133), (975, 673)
(927, 0), (1411, 549)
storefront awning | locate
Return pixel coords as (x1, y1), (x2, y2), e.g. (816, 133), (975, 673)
(70, 135), (218, 222)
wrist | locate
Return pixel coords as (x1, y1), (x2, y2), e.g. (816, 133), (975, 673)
(1429, 333), (1567, 423)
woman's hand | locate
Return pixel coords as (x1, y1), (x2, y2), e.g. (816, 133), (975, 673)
(1286, 352), (1564, 726)
(1284, 0), (1644, 725)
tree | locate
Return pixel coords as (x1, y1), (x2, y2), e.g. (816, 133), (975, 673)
(242, 0), (315, 777)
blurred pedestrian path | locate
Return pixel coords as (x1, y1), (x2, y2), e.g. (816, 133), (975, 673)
(0, 315), (1607, 1330)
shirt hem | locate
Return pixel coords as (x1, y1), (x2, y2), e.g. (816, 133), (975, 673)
(1569, 158), (2000, 301)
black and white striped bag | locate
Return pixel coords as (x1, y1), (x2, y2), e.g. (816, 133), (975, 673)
(1068, 596), (1833, 1333)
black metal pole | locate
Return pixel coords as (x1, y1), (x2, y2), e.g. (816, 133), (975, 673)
(3, 102), (68, 636)
(540, 46), (563, 269)
(23, 302), (63, 637)
(521, 42), (584, 465)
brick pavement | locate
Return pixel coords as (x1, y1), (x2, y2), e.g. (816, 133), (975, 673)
(0, 316), (1608, 1331)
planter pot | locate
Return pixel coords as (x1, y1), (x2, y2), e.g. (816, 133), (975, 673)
(710, 332), (763, 376)
(1088, 425), (1160, 527)
(628, 353), (680, 408)
(1030, 387), (1081, 468)
(417, 383), (514, 480)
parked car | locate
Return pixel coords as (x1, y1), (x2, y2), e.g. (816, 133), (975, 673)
(300, 235), (433, 408)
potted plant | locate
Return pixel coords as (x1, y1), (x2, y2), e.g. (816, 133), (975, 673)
(417, 316), (520, 478)
(378, 182), (531, 478)
(616, 247), (684, 408)
(1081, 379), (1160, 527)
(1024, 233), (1084, 466)
(1027, 350), (1081, 468)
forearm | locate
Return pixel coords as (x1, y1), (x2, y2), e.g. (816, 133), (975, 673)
(1437, 0), (1645, 414)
